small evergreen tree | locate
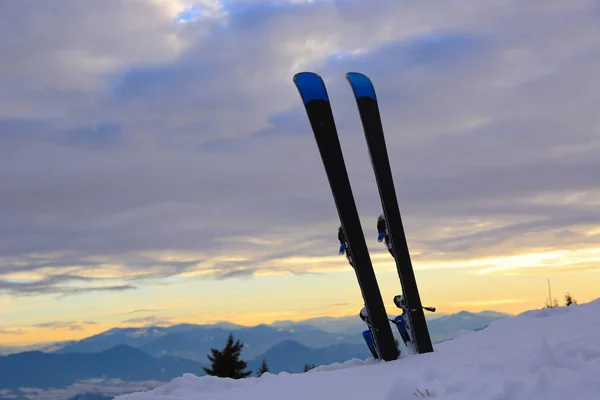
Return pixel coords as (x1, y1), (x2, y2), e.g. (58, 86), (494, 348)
(303, 363), (316, 372)
(256, 359), (269, 376)
(203, 333), (252, 379)
(565, 292), (577, 306)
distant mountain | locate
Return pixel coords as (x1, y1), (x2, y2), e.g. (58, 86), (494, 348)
(56, 324), (358, 362)
(427, 311), (510, 343)
(478, 310), (512, 318)
(54, 324), (247, 356)
(212, 321), (246, 330)
(12, 310), (510, 366)
(138, 325), (244, 361)
(38, 340), (77, 353)
(271, 312), (446, 334)
(270, 316), (359, 334)
(0, 345), (201, 390)
(0, 340), (372, 396)
(55, 327), (170, 354)
(0, 341), (75, 356)
(140, 323), (359, 361)
(0, 309), (513, 398)
(247, 340), (369, 374)
(0, 345), (32, 356)
(271, 316), (378, 337)
(271, 310), (510, 342)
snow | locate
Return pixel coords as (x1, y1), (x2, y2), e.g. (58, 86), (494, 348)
(116, 299), (600, 400)
(128, 329), (166, 339)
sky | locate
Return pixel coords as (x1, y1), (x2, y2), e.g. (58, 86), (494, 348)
(1, 0), (600, 346)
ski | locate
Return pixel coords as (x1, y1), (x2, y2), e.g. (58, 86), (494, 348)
(362, 330), (379, 359)
(346, 72), (434, 354)
(359, 306), (380, 359)
(340, 226), (401, 359)
(382, 216), (437, 353)
(293, 72), (399, 362)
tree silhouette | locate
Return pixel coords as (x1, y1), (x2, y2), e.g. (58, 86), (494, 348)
(303, 364), (316, 372)
(565, 292), (577, 306)
(256, 359), (269, 376)
(203, 333), (252, 379)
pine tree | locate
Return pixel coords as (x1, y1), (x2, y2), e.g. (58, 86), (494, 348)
(203, 333), (252, 379)
(256, 359), (269, 376)
(303, 364), (316, 372)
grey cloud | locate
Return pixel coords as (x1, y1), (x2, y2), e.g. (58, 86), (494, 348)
(121, 315), (173, 325)
(0, 274), (136, 297)
(421, 212), (600, 257)
(30, 320), (98, 331)
(4, 377), (161, 400)
(1, 0), (600, 297)
(124, 309), (161, 315)
(0, 328), (27, 335)
(0, 0), (186, 120)
(53, 285), (136, 298)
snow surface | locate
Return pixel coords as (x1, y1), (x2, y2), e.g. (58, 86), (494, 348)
(116, 299), (600, 400)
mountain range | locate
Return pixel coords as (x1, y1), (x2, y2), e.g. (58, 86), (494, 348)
(0, 345), (199, 390)
(0, 310), (510, 399)
(51, 323), (361, 361)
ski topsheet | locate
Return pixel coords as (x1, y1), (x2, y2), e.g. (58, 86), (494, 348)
(293, 72), (399, 362)
(346, 72), (434, 354)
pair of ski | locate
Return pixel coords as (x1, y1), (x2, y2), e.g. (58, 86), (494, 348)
(293, 72), (433, 361)
(340, 219), (427, 359)
(350, 216), (435, 359)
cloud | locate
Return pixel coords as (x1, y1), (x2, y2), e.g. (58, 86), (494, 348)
(0, 328), (27, 335)
(1, 0), (600, 298)
(30, 321), (99, 331)
(0, 273), (136, 297)
(3, 378), (163, 400)
(121, 315), (173, 326)
(124, 309), (161, 315)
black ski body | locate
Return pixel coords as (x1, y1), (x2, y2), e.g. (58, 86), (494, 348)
(346, 72), (434, 354)
(293, 72), (399, 361)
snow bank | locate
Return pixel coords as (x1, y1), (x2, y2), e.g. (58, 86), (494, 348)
(116, 299), (600, 400)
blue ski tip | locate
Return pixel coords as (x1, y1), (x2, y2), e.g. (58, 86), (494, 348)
(346, 72), (377, 100)
(293, 72), (329, 104)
